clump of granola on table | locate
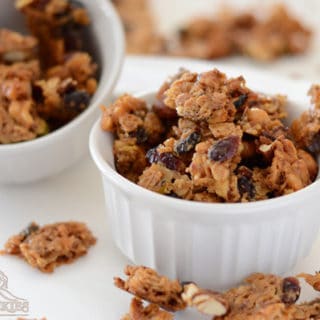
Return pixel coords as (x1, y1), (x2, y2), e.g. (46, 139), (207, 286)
(101, 68), (320, 203)
(2, 221), (96, 272)
(115, 265), (320, 319)
(0, 0), (98, 144)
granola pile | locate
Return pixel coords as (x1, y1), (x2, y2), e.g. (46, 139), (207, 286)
(101, 68), (319, 203)
(0, 0), (98, 144)
(2, 221), (96, 272)
(115, 265), (320, 320)
(112, 1), (311, 61)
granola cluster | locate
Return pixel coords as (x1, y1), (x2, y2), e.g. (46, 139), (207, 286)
(115, 265), (320, 320)
(113, 1), (311, 61)
(175, 5), (312, 61)
(2, 221), (96, 272)
(111, 0), (166, 55)
(0, 0), (98, 144)
(101, 68), (319, 203)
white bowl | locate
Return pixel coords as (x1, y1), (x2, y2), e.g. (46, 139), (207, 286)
(0, 0), (124, 184)
(90, 75), (320, 290)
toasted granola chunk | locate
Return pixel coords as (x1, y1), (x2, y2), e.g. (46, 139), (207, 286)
(138, 163), (193, 200)
(46, 52), (98, 94)
(101, 94), (164, 146)
(188, 137), (242, 202)
(3, 221), (96, 273)
(263, 137), (312, 195)
(164, 70), (251, 123)
(112, 0), (166, 55)
(0, 29), (38, 63)
(114, 266), (187, 312)
(215, 274), (300, 320)
(16, 0), (90, 66)
(122, 298), (173, 320)
(239, 5), (312, 61)
(114, 138), (147, 183)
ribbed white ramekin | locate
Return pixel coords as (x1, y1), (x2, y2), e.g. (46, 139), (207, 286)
(90, 91), (320, 290)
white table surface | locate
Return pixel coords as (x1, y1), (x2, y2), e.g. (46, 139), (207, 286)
(1, 56), (320, 320)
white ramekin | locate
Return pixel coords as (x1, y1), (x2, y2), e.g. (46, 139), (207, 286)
(0, 0), (124, 184)
(90, 89), (320, 290)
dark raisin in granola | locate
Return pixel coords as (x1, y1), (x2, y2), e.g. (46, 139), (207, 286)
(64, 90), (90, 111)
(281, 277), (301, 304)
(129, 127), (148, 144)
(20, 222), (39, 240)
(308, 132), (320, 154)
(233, 94), (248, 109)
(159, 152), (184, 171)
(175, 132), (201, 154)
(146, 147), (160, 164)
(208, 136), (240, 162)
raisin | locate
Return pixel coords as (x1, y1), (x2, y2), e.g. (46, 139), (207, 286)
(20, 223), (39, 240)
(64, 90), (90, 111)
(175, 132), (201, 154)
(233, 94), (248, 109)
(130, 127), (148, 144)
(281, 277), (300, 304)
(159, 152), (184, 171)
(308, 132), (320, 154)
(167, 191), (181, 199)
(146, 147), (159, 164)
(152, 100), (177, 120)
(32, 84), (44, 104)
(238, 176), (255, 199)
(208, 136), (240, 162)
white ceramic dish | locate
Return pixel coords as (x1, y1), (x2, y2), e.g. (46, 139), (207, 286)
(90, 71), (320, 290)
(0, 0), (124, 184)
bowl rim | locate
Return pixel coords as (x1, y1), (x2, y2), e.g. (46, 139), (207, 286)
(89, 89), (320, 216)
(0, 0), (125, 152)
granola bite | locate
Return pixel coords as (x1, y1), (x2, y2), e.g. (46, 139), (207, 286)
(122, 298), (173, 320)
(114, 265), (187, 312)
(239, 5), (312, 61)
(16, 0), (90, 66)
(46, 52), (98, 94)
(0, 29), (38, 63)
(101, 94), (165, 147)
(112, 0), (166, 55)
(3, 221), (96, 272)
(138, 163), (193, 200)
(114, 138), (147, 183)
(215, 274), (301, 320)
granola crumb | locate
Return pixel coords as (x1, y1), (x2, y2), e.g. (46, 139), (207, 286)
(122, 298), (173, 320)
(114, 265), (187, 312)
(3, 221), (96, 273)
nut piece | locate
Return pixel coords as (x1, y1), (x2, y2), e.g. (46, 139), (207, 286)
(182, 282), (229, 316)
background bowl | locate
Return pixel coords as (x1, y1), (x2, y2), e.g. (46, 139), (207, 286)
(90, 88), (320, 290)
(0, 0), (124, 184)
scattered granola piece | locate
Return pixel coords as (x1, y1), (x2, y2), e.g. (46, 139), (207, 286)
(3, 222), (96, 273)
(122, 298), (173, 320)
(297, 272), (320, 291)
(114, 266), (187, 312)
